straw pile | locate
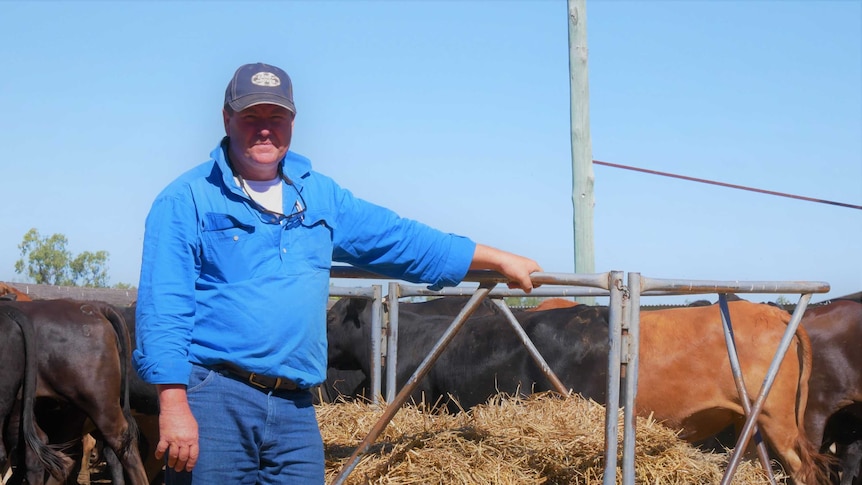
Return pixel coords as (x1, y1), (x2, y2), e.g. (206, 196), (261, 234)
(320, 392), (784, 485)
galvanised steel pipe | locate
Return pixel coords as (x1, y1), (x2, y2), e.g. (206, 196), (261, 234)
(639, 277), (829, 296)
(721, 292), (814, 485)
(717, 294), (776, 484)
(621, 272), (639, 485)
(385, 281), (400, 404)
(330, 283), (496, 485)
(602, 271), (626, 485)
(490, 298), (570, 396)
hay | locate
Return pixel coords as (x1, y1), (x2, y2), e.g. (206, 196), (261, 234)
(320, 392), (784, 484)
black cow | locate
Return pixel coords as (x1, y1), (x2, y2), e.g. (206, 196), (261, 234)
(318, 368), (369, 404)
(0, 299), (149, 485)
(393, 295), (503, 318)
(320, 296), (504, 404)
(0, 306), (69, 484)
(803, 300), (862, 485)
(326, 296), (609, 411)
(821, 404), (862, 485)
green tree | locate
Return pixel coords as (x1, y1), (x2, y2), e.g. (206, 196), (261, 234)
(70, 250), (110, 287)
(15, 228), (111, 287)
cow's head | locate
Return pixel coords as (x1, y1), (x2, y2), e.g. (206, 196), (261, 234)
(326, 297), (373, 372)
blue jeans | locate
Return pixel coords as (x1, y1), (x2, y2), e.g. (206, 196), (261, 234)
(165, 364), (324, 485)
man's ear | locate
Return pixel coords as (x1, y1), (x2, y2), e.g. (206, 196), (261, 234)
(222, 108), (230, 135)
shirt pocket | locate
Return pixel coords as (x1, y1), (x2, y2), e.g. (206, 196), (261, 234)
(282, 209), (333, 275)
(200, 212), (270, 282)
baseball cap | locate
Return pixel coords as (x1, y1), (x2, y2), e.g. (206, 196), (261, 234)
(224, 63), (296, 114)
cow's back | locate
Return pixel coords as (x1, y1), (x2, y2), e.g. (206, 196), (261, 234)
(398, 296), (502, 318)
(6, 300), (122, 402)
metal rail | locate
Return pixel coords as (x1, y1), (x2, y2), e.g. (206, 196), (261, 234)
(723, 292), (814, 484)
(327, 269), (830, 485)
(330, 283), (496, 484)
(717, 294), (776, 484)
(329, 271), (622, 485)
(620, 276), (830, 485)
(328, 285), (384, 402)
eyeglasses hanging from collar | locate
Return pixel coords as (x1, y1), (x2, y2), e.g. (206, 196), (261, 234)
(234, 166), (306, 223)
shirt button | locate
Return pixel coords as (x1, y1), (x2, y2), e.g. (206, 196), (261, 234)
(233, 235), (239, 241)
(282, 248), (287, 253)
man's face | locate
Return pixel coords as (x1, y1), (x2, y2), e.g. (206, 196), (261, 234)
(223, 104), (294, 177)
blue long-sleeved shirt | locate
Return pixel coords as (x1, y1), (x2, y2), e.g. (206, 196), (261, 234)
(133, 138), (476, 388)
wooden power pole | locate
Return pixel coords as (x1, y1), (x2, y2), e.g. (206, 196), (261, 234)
(568, 0), (595, 303)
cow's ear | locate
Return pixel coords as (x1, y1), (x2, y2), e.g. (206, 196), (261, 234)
(346, 298), (368, 328)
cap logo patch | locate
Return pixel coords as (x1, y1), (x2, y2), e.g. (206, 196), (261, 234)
(251, 72), (281, 87)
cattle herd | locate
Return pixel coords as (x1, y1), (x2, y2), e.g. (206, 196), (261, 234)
(0, 281), (860, 485)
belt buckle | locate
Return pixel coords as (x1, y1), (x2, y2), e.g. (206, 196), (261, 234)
(247, 372), (280, 390)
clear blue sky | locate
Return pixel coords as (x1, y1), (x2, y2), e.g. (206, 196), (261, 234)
(1, 1), (860, 305)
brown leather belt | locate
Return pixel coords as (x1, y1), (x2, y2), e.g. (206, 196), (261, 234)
(217, 364), (298, 391)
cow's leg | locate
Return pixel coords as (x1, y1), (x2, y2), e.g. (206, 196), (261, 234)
(755, 390), (835, 485)
(0, 411), (15, 480)
(131, 413), (163, 484)
(0, 317), (26, 476)
(2, 409), (25, 485)
(101, 444), (125, 485)
(32, 401), (85, 485)
(22, 416), (75, 485)
(824, 408), (862, 485)
(835, 439), (862, 485)
(76, 433), (96, 485)
(87, 406), (148, 485)
(806, 403), (833, 452)
(52, 436), (82, 485)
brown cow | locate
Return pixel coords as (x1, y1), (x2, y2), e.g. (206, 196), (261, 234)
(802, 299), (862, 484)
(47, 304), (164, 485)
(637, 301), (830, 485)
(0, 283), (31, 302)
(527, 297), (579, 312)
(0, 299), (149, 485)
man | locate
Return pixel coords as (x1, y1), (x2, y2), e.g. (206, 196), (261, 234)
(133, 62), (542, 484)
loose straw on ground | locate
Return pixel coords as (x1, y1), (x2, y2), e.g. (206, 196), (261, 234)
(320, 392), (782, 485)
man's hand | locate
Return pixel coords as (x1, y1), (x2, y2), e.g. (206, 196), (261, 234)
(156, 384), (199, 472)
(470, 244), (543, 293)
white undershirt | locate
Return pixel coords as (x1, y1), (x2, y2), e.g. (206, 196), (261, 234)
(237, 176), (283, 214)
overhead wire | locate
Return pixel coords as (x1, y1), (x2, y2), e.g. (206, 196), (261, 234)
(593, 160), (862, 211)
